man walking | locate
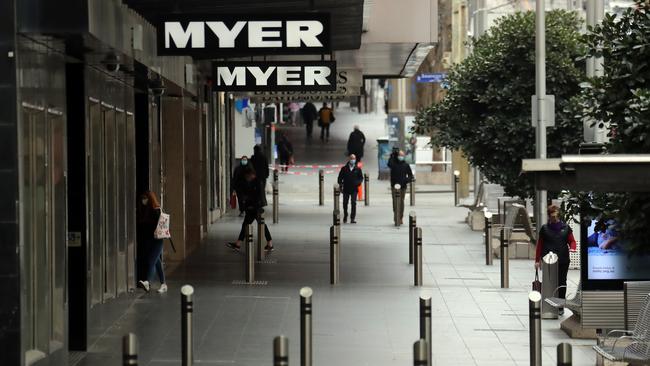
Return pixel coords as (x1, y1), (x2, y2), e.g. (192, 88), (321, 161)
(346, 125), (366, 162)
(301, 102), (318, 141)
(337, 154), (363, 224)
(389, 150), (413, 225)
(318, 102), (335, 143)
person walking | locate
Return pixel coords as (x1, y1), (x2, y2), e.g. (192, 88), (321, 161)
(318, 102), (335, 143)
(534, 205), (577, 316)
(250, 144), (269, 191)
(288, 102), (300, 126)
(389, 150), (414, 225)
(231, 156), (250, 216)
(337, 154), (364, 224)
(346, 125), (366, 162)
(137, 191), (167, 293)
(301, 102), (318, 141)
(227, 168), (273, 252)
(277, 132), (294, 172)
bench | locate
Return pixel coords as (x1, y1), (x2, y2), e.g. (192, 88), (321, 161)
(544, 281), (583, 316)
(460, 180), (486, 211)
(465, 183), (504, 231)
(492, 203), (537, 259)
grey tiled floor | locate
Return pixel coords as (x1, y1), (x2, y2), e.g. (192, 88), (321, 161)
(76, 108), (596, 366)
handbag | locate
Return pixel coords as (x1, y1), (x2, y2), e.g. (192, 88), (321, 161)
(154, 211), (171, 239)
(532, 269), (542, 292)
(230, 193), (238, 209)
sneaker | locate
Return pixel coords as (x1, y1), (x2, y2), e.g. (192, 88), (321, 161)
(351, 220), (357, 224)
(558, 308), (565, 316)
(264, 244), (274, 252)
(138, 280), (150, 292)
(157, 284), (168, 293)
(226, 242), (241, 252)
(343, 216), (348, 223)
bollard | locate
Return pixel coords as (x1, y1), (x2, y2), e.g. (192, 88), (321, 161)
(181, 285), (194, 366)
(245, 224), (255, 283)
(409, 212), (416, 264)
(394, 184), (402, 227)
(410, 178), (415, 206)
(529, 291), (542, 366)
(332, 209), (341, 239)
(330, 225), (339, 284)
(318, 170), (324, 206)
(453, 170), (460, 206)
(413, 339), (428, 366)
(500, 227), (510, 288)
(256, 214), (266, 262)
(364, 173), (369, 206)
(557, 343), (572, 366)
(273, 168), (279, 184)
(414, 227), (423, 286)
(273, 181), (279, 223)
(542, 252), (559, 319)
(333, 184), (340, 212)
(273, 336), (289, 366)
(484, 211), (493, 265)
(419, 293), (432, 366)
(300, 287), (313, 366)
(122, 333), (138, 366)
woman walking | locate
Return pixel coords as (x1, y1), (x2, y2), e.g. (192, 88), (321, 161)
(138, 191), (167, 293)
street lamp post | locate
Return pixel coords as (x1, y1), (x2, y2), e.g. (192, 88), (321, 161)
(534, 0), (549, 230)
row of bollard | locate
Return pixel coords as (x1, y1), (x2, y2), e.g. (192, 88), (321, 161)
(408, 212), (423, 286)
(482, 209), (510, 290)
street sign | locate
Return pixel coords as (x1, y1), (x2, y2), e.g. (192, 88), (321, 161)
(416, 73), (447, 83)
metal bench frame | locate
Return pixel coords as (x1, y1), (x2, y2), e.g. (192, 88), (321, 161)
(544, 281), (582, 315)
(460, 180), (486, 211)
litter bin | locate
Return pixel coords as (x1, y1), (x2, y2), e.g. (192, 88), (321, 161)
(541, 251), (559, 319)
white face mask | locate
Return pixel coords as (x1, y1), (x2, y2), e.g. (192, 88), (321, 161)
(141, 199), (148, 206)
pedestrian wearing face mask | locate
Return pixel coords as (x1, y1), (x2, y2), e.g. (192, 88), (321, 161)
(136, 191), (167, 293)
(389, 150), (414, 225)
(231, 156), (251, 217)
(337, 154), (364, 224)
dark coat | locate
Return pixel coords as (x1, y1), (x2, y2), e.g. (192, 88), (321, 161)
(239, 178), (267, 211)
(337, 164), (364, 194)
(231, 164), (248, 194)
(301, 102), (318, 122)
(250, 153), (269, 180)
(347, 129), (366, 158)
(390, 160), (414, 187)
(277, 138), (293, 160)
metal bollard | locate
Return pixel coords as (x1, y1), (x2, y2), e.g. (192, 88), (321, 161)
(413, 339), (428, 366)
(181, 285), (194, 366)
(500, 227), (510, 288)
(273, 181), (279, 223)
(419, 293), (432, 366)
(364, 173), (369, 206)
(256, 214), (266, 262)
(122, 333), (138, 366)
(409, 212), (416, 264)
(484, 211), (493, 265)
(529, 291), (542, 366)
(245, 224), (255, 283)
(300, 287), (313, 366)
(394, 184), (402, 227)
(557, 343), (572, 366)
(273, 168), (279, 184)
(330, 225), (339, 284)
(333, 184), (340, 212)
(453, 170), (460, 206)
(414, 227), (423, 286)
(273, 336), (289, 366)
(410, 178), (415, 206)
(542, 252), (559, 319)
(318, 170), (324, 206)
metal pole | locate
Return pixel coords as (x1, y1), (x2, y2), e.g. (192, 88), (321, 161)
(557, 343), (572, 366)
(414, 227), (423, 286)
(529, 291), (542, 366)
(274, 168), (279, 185)
(300, 287), (313, 366)
(534, 0), (548, 231)
(484, 211), (493, 265)
(394, 184), (402, 226)
(318, 170), (324, 206)
(333, 209), (341, 263)
(419, 294), (432, 366)
(413, 339), (428, 366)
(409, 212), (416, 264)
(364, 173), (369, 206)
(330, 225), (339, 284)
(333, 184), (340, 212)
(453, 171), (460, 206)
(181, 285), (194, 366)
(410, 178), (415, 206)
(273, 181), (279, 223)
(273, 336), (289, 366)
(257, 214), (265, 262)
(500, 227), (510, 288)
(245, 224), (255, 283)
(122, 333), (138, 366)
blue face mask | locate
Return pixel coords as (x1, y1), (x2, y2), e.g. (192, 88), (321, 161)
(241, 159), (248, 166)
(398, 156), (405, 162)
(349, 160), (356, 166)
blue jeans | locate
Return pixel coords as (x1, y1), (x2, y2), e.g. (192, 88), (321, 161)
(147, 238), (165, 284)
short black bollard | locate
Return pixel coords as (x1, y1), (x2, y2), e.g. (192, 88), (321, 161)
(364, 173), (369, 206)
(557, 343), (572, 366)
(394, 184), (402, 227)
(245, 224), (255, 283)
(500, 227), (510, 288)
(273, 168), (279, 184)
(330, 226), (339, 284)
(300, 287), (313, 366)
(410, 178), (416, 206)
(413, 339), (428, 366)
(256, 214), (266, 262)
(419, 293), (432, 366)
(181, 285), (194, 366)
(333, 184), (340, 212)
(318, 170), (324, 206)
(414, 227), (423, 286)
(529, 291), (542, 366)
(453, 170), (460, 206)
(273, 181), (279, 223)
(409, 212), (416, 265)
(273, 336), (289, 366)
(122, 333), (138, 366)
(484, 211), (493, 265)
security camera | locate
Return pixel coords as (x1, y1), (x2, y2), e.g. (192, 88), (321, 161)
(102, 53), (121, 73)
(149, 77), (166, 97)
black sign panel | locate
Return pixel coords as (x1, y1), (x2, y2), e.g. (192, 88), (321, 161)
(213, 61), (337, 92)
(157, 13), (331, 58)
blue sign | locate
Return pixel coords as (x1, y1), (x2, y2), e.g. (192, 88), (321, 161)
(416, 73), (447, 83)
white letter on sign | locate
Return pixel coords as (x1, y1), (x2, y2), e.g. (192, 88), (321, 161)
(286, 21), (324, 47)
(206, 21), (246, 48)
(304, 66), (331, 86)
(165, 22), (205, 48)
(248, 67), (276, 86)
(217, 67), (246, 86)
(248, 21), (282, 47)
(277, 66), (302, 86)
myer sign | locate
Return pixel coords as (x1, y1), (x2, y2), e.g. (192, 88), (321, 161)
(213, 61), (337, 92)
(157, 14), (330, 57)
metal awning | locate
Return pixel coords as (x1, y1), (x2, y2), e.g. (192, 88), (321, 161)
(521, 155), (650, 192)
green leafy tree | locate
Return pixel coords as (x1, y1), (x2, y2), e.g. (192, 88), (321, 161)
(415, 10), (585, 198)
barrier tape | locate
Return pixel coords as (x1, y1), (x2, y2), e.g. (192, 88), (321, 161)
(282, 170), (337, 176)
(270, 164), (343, 169)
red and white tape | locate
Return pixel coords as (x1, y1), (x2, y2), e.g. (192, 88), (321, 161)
(270, 164), (343, 169)
(282, 170), (337, 176)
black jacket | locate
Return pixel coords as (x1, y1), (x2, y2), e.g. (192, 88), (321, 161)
(277, 138), (293, 159)
(239, 178), (267, 211)
(347, 130), (366, 158)
(231, 165), (249, 194)
(250, 153), (269, 180)
(301, 102), (318, 122)
(337, 164), (364, 194)
(390, 160), (414, 187)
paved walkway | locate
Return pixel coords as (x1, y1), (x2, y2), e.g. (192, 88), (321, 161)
(77, 107), (596, 366)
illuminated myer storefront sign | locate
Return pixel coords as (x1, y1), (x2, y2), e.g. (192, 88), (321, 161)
(157, 14), (331, 57)
(213, 61), (337, 92)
